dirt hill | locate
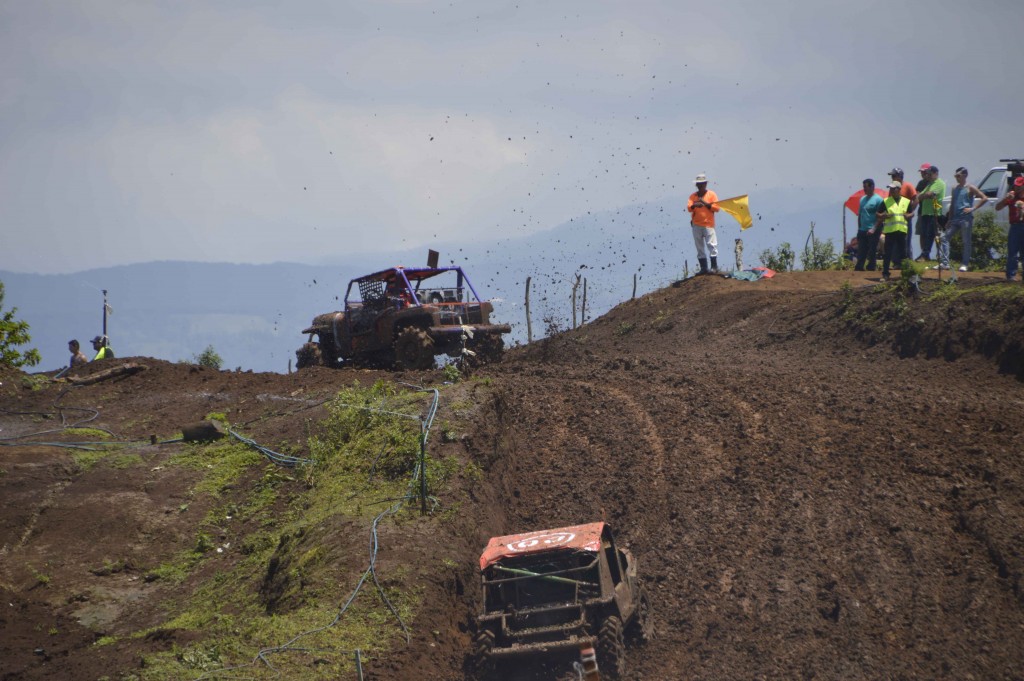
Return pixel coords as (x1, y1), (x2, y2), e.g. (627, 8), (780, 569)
(2, 270), (1022, 681)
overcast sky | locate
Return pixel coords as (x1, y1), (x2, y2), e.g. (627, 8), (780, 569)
(2, 0), (1021, 275)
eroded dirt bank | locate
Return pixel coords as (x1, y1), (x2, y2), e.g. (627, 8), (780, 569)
(2, 271), (1022, 680)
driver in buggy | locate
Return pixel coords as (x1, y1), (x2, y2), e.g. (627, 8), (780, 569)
(385, 277), (413, 309)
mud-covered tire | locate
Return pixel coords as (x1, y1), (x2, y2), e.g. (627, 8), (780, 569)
(466, 333), (505, 368)
(295, 342), (322, 369)
(394, 327), (435, 370)
(597, 614), (627, 679)
(632, 587), (654, 644)
(471, 628), (495, 678)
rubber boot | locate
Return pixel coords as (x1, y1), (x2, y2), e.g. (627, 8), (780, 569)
(710, 256), (718, 273)
(698, 258), (709, 275)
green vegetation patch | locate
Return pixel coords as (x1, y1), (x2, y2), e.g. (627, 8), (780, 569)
(167, 441), (264, 497)
(132, 381), (447, 680)
(63, 427), (113, 439)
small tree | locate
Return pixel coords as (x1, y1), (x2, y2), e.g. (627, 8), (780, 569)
(0, 281), (41, 369)
(193, 345), (223, 369)
(758, 242), (796, 272)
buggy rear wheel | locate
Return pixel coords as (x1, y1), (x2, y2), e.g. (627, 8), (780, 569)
(466, 333), (505, 367)
(632, 588), (654, 644)
(471, 628), (495, 678)
(597, 614), (627, 678)
(295, 342), (322, 369)
(394, 327), (435, 370)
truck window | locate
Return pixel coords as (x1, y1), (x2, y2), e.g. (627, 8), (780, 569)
(978, 169), (1006, 198)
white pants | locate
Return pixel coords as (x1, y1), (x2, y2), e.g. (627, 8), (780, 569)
(691, 225), (718, 259)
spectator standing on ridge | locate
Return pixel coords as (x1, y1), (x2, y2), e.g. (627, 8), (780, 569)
(888, 168), (918, 260)
(996, 176), (1024, 281)
(874, 180), (911, 280)
(687, 173), (720, 275)
(937, 167), (988, 272)
(90, 335), (115, 361)
(854, 178), (884, 271)
(917, 165), (946, 261)
(68, 339), (88, 368)
(914, 164), (931, 260)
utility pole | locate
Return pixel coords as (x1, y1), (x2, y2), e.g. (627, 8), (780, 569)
(102, 289), (109, 338)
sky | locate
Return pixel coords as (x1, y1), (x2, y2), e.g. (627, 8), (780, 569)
(2, 0), (1021, 275)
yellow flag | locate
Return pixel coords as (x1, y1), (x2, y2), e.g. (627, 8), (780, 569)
(716, 194), (754, 230)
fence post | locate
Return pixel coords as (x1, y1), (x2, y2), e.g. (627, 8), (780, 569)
(571, 274), (581, 329)
(524, 276), (533, 343)
(632, 272), (637, 299)
(734, 238), (743, 271)
(581, 278), (587, 325)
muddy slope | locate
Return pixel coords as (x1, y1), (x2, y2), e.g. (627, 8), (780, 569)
(2, 271), (1022, 681)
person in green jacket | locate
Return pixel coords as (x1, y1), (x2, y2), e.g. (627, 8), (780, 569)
(917, 165), (946, 261)
(90, 335), (115, 361)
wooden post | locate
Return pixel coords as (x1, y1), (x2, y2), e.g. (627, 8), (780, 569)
(841, 205), (847, 254)
(570, 274), (582, 329)
(734, 238), (743, 271)
(524, 276), (533, 343)
(581, 278), (587, 325)
(632, 272), (637, 299)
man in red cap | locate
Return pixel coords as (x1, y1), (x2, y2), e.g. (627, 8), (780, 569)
(996, 176), (1024, 281)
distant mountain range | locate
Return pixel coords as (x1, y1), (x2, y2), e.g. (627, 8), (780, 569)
(3, 192), (839, 373)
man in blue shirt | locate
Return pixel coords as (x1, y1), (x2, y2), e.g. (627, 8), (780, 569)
(854, 179), (884, 271)
(937, 167), (987, 271)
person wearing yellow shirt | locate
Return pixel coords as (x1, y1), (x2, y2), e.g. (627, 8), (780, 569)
(870, 181), (911, 281)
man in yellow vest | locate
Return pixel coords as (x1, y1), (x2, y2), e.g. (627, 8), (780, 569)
(871, 181), (911, 280)
(90, 335), (115, 361)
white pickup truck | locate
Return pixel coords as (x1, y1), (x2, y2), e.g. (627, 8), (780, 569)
(942, 159), (1023, 229)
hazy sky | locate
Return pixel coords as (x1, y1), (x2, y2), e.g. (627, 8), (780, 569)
(2, 0), (1021, 274)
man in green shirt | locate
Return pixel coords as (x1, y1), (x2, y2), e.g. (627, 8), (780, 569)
(917, 165), (946, 261)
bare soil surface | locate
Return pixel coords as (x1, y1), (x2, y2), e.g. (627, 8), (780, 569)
(2, 270), (1022, 681)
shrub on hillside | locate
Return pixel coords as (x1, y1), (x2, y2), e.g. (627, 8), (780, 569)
(0, 281), (41, 369)
(947, 212), (1007, 271)
(759, 242), (796, 272)
(193, 345), (223, 370)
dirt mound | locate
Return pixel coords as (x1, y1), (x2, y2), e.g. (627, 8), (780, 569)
(2, 271), (1023, 680)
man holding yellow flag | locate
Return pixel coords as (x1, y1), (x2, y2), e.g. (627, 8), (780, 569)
(687, 173), (721, 274)
(687, 173), (754, 275)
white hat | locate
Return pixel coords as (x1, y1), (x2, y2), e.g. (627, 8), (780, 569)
(695, 173), (708, 184)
